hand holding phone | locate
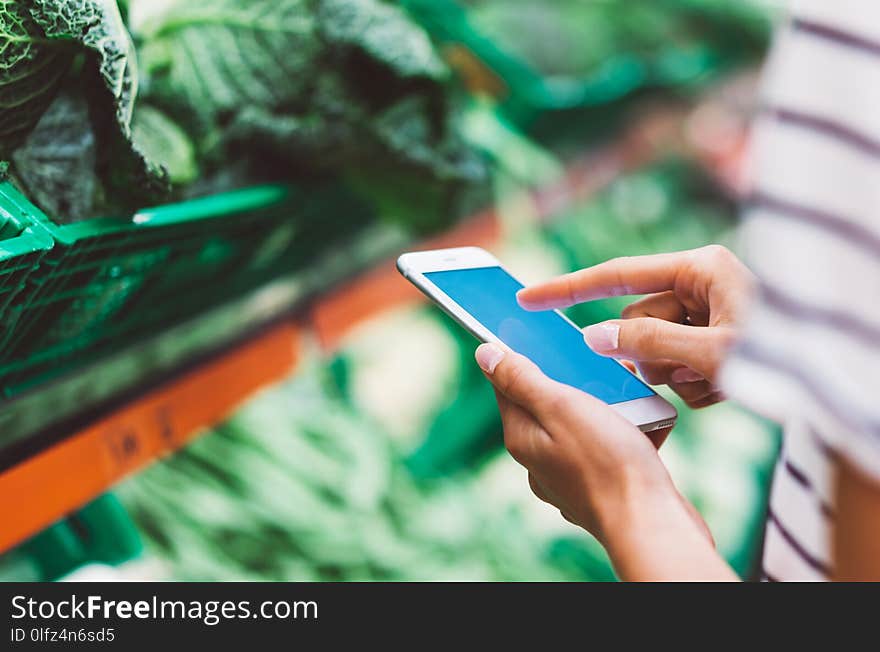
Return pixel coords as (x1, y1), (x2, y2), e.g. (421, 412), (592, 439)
(398, 246), (735, 579)
(517, 244), (754, 409)
(397, 246), (677, 432)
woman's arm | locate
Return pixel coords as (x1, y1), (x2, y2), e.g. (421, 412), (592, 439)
(598, 476), (739, 581)
(475, 343), (738, 581)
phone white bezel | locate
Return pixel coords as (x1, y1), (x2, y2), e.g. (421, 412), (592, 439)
(397, 246), (677, 433)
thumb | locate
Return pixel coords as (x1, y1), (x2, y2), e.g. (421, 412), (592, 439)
(583, 318), (734, 381)
(475, 343), (561, 420)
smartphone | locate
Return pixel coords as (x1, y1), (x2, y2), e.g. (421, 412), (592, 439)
(397, 246), (677, 432)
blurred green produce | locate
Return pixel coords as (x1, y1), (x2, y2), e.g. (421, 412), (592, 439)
(463, 0), (769, 78)
(116, 368), (573, 581)
(404, 0), (771, 138)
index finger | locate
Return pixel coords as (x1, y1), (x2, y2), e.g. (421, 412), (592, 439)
(516, 251), (691, 311)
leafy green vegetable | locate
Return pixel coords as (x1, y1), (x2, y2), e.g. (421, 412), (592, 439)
(0, 0), (71, 151)
(319, 0), (447, 80)
(132, 0), (486, 230)
(0, 0), (167, 220)
(131, 104), (197, 184)
(9, 90), (100, 220)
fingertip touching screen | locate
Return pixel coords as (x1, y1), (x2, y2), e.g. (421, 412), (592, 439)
(424, 266), (654, 405)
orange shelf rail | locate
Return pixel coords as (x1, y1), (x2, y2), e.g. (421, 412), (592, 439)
(0, 322), (300, 554)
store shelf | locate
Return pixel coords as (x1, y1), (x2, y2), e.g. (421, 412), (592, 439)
(0, 320), (300, 553)
(0, 273), (307, 461)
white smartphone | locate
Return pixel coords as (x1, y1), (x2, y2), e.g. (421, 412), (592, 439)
(397, 246), (677, 433)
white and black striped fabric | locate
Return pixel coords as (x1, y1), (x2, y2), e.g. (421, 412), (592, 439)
(721, 1), (880, 581)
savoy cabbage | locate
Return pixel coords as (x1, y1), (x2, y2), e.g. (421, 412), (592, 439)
(0, 0), (167, 220)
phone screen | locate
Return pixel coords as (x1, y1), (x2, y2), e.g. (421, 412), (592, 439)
(425, 266), (654, 405)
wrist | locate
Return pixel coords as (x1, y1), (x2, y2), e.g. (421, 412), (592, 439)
(593, 472), (683, 550)
(593, 474), (734, 581)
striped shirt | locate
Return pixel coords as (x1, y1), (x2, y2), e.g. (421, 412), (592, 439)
(720, 1), (880, 581)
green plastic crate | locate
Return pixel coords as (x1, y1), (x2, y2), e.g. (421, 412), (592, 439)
(0, 182), (368, 395)
(0, 192), (54, 353)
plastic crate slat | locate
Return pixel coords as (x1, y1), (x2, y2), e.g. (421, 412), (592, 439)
(0, 181), (372, 395)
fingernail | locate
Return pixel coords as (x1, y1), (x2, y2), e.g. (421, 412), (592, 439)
(515, 289), (542, 310)
(584, 323), (619, 353)
(475, 343), (505, 374)
(671, 367), (704, 383)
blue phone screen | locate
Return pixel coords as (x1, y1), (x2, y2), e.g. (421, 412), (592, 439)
(425, 266), (654, 405)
